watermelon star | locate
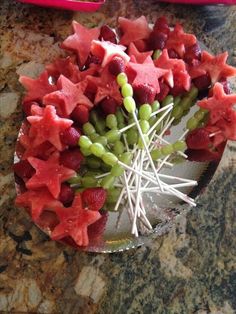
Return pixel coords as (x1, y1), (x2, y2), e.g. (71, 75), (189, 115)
(91, 40), (130, 67)
(165, 24), (197, 58)
(16, 188), (62, 221)
(26, 152), (76, 199)
(51, 194), (101, 247)
(43, 75), (93, 117)
(189, 51), (236, 84)
(118, 16), (151, 46)
(27, 105), (73, 151)
(198, 82), (236, 124)
(126, 56), (173, 94)
(61, 21), (100, 68)
(19, 71), (57, 103)
(128, 42), (153, 64)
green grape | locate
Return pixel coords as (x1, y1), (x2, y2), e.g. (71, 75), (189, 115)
(139, 104), (152, 120)
(86, 156), (101, 169)
(113, 140), (125, 155)
(199, 108), (208, 114)
(102, 152), (118, 166)
(162, 95), (174, 107)
(151, 149), (162, 161)
(90, 133), (100, 142)
(186, 117), (199, 130)
(174, 96), (181, 107)
(117, 72), (128, 87)
(153, 49), (162, 60)
(90, 143), (105, 158)
(101, 174), (115, 189)
(67, 176), (81, 185)
(80, 147), (92, 157)
(106, 114), (118, 129)
(121, 83), (133, 97)
(116, 109), (125, 126)
(90, 111), (106, 135)
(149, 116), (156, 127)
(181, 96), (192, 111)
(172, 118), (181, 126)
(140, 120), (150, 134)
(111, 164), (124, 177)
(96, 136), (108, 146)
(171, 106), (184, 120)
(79, 135), (92, 149)
(85, 170), (102, 177)
(106, 188), (121, 203)
(161, 144), (174, 156)
(173, 140), (187, 151)
(101, 162), (112, 172)
(138, 134), (149, 149)
(187, 86), (198, 100)
(128, 117), (135, 125)
(83, 122), (96, 135)
(151, 100), (160, 112)
(194, 110), (206, 121)
(123, 96), (136, 113)
(119, 152), (132, 165)
(105, 129), (121, 143)
(81, 176), (97, 188)
(126, 128), (138, 145)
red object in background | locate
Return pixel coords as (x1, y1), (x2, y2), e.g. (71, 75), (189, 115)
(160, 0), (236, 4)
(17, 0), (105, 11)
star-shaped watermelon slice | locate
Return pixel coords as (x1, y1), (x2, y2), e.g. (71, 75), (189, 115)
(91, 40), (130, 67)
(27, 105), (73, 151)
(16, 188), (62, 221)
(164, 24), (197, 58)
(19, 71), (57, 103)
(128, 42), (153, 64)
(51, 194), (101, 247)
(214, 108), (236, 141)
(61, 21), (100, 68)
(26, 152), (75, 199)
(118, 16), (151, 46)
(189, 51), (236, 84)
(197, 82), (236, 124)
(126, 56), (173, 94)
(43, 75), (93, 117)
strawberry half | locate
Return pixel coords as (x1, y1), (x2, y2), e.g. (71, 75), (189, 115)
(71, 105), (89, 125)
(60, 126), (81, 147)
(60, 148), (84, 171)
(59, 183), (75, 205)
(186, 128), (212, 150)
(82, 188), (107, 211)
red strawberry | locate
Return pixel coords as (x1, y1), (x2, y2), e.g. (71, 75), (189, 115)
(108, 57), (125, 76)
(59, 183), (75, 205)
(153, 16), (170, 35)
(60, 148), (84, 171)
(149, 31), (167, 50)
(186, 128), (211, 150)
(186, 147), (223, 162)
(193, 73), (211, 91)
(71, 105), (89, 125)
(168, 49), (179, 59)
(100, 25), (117, 44)
(184, 43), (201, 64)
(13, 160), (35, 179)
(133, 84), (156, 105)
(100, 97), (118, 115)
(156, 81), (170, 102)
(219, 78), (231, 95)
(87, 212), (108, 240)
(85, 54), (102, 68)
(60, 127), (81, 147)
(82, 187), (107, 211)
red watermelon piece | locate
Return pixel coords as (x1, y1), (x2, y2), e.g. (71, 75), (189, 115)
(61, 21), (100, 68)
(128, 42), (153, 64)
(26, 152), (75, 198)
(118, 16), (151, 46)
(19, 71), (57, 103)
(51, 193), (101, 247)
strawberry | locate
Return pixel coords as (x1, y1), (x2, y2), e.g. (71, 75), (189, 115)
(153, 16), (170, 35)
(71, 105), (89, 125)
(87, 212), (108, 241)
(60, 148), (84, 171)
(219, 78), (231, 95)
(108, 57), (125, 76)
(184, 43), (201, 64)
(186, 128), (211, 150)
(156, 81), (170, 102)
(59, 183), (75, 205)
(82, 187), (107, 211)
(60, 126), (81, 147)
(100, 97), (118, 115)
(13, 160), (35, 179)
(168, 49), (179, 59)
(193, 73), (211, 91)
(149, 31), (167, 50)
(133, 84), (156, 105)
(100, 25), (117, 44)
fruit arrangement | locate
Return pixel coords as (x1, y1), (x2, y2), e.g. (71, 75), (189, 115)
(14, 16), (236, 249)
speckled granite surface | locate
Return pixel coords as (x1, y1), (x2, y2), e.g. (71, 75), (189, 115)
(0, 1), (236, 313)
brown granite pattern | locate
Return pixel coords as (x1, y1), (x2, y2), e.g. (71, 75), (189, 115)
(0, 1), (236, 313)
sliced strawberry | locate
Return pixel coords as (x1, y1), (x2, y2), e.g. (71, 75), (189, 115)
(59, 183), (75, 206)
(100, 97), (118, 115)
(60, 126), (81, 147)
(13, 160), (35, 180)
(133, 84), (156, 105)
(186, 128), (212, 150)
(82, 188), (107, 211)
(60, 148), (84, 171)
(99, 25), (117, 44)
(71, 105), (89, 125)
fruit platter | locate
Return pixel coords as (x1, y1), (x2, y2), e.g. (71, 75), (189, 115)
(13, 16), (236, 252)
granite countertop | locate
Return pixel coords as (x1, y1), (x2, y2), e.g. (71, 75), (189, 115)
(0, 1), (236, 313)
